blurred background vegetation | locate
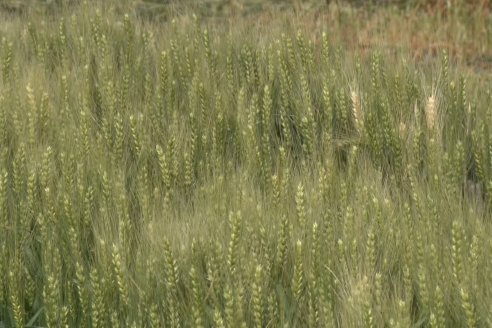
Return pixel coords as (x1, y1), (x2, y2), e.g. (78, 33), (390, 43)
(2, 0), (492, 77)
(0, 1), (491, 103)
(0, 0), (490, 17)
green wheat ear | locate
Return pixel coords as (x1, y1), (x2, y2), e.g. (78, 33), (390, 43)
(293, 240), (305, 313)
(252, 264), (264, 328)
(460, 288), (478, 328)
(295, 182), (306, 230)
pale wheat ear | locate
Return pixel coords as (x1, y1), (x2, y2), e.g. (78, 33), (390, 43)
(350, 88), (363, 134)
(425, 93), (437, 131)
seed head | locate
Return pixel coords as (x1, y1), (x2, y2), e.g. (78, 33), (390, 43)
(351, 90), (363, 132)
(426, 94), (436, 130)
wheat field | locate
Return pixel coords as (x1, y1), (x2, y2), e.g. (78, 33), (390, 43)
(0, 1), (492, 327)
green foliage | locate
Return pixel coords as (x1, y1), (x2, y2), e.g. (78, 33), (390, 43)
(0, 1), (491, 327)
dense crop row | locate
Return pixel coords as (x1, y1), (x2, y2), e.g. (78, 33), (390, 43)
(0, 2), (491, 327)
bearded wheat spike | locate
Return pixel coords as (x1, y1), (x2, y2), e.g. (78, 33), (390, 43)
(426, 94), (436, 130)
(351, 90), (363, 133)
